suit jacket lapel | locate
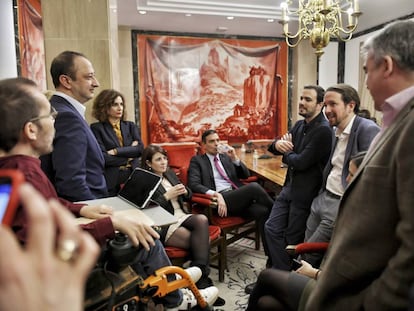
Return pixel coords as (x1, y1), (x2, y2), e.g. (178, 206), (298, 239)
(120, 121), (129, 145)
(219, 153), (239, 184)
(344, 116), (360, 162)
(341, 116), (361, 187)
(202, 154), (215, 188)
(104, 122), (120, 147)
(218, 154), (229, 174)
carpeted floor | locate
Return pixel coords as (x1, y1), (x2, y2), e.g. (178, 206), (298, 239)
(209, 238), (267, 311)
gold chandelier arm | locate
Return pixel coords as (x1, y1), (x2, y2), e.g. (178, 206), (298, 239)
(286, 36), (304, 48)
(280, 24), (305, 47)
(284, 28), (306, 40)
(326, 8), (359, 41)
(279, 0), (362, 57)
(334, 30), (354, 41)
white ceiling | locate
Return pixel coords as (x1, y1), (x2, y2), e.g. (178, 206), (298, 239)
(116, 0), (414, 38)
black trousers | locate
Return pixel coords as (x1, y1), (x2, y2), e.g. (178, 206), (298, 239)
(222, 182), (273, 258)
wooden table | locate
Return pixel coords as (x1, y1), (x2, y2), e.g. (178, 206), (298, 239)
(235, 148), (287, 188)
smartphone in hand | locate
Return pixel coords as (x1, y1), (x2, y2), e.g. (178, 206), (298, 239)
(0, 169), (24, 225)
(292, 258), (303, 270)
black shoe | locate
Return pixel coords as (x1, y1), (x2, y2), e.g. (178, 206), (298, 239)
(213, 296), (226, 306)
(196, 276), (214, 289)
(245, 282), (256, 294)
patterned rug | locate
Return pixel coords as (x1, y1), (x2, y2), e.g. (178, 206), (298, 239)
(209, 238), (267, 311)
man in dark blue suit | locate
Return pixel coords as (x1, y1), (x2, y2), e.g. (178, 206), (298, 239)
(41, 51), (107, 201)
(264, 85), (333, 273)
(187, 129), (274, 265)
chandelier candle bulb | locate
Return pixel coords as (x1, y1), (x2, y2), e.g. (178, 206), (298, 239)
(348, 10), (353, 26)
(353, 0), (359, 12)
(283, 22), (289, 33)
(281, 3), (287, 21)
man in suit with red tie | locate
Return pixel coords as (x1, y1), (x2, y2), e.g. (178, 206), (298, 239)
(187, 129), (274, 265)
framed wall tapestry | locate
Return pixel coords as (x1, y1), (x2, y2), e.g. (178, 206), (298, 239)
(16, 0), (46, 90)
(135, 34), (288, 144)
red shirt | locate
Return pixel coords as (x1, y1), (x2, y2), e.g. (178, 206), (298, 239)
(0, 155), (114, 245)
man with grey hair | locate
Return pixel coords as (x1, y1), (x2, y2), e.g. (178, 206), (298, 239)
(306, 19), (414, 311)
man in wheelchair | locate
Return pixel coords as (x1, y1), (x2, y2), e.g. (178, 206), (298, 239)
(0, 77), (218, 311)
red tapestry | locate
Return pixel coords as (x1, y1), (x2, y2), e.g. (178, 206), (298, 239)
(17, 0), (46, 90)
(137, 35), (288, 144)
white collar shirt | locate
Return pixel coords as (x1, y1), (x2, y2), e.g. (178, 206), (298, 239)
(54, 91), (86, 119)
(326, 115), (356, 196)
(206, 153), (232, 193)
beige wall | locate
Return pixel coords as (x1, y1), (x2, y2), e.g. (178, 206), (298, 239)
(290, 41), (318, 124)
(118, 27), (135, 122)
(41, 0), (119, 123)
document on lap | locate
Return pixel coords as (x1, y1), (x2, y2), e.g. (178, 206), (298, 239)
(76, 196), (177, 227)
(75, 208), (156, 227)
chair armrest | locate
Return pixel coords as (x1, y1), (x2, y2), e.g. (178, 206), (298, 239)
(191, 193), (217, 208)
(286, 242), (329, 256)
(190, 193), (218, 221)
(240, 176), (258, 184)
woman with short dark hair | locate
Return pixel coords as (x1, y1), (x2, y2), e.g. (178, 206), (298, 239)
(141, 144), (225, 308)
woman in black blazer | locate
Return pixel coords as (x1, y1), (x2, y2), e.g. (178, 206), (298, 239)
(141, 144), (216, 290)
(91, 89), (144, 195)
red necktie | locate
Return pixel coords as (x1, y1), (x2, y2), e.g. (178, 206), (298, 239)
(214, 155), (239, 189)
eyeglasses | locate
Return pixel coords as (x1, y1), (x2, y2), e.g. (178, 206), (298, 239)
(29, 106), (58, 122)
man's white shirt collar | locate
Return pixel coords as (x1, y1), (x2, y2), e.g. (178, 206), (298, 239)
(335, 114), (356, 137)
(54, 91), (86, 119)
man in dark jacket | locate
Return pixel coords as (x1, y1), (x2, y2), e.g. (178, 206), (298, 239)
(265, 85), (333, 271)
(40, 51), (107, 201)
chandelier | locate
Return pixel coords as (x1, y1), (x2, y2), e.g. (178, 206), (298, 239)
(279, 0), (362, 58)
